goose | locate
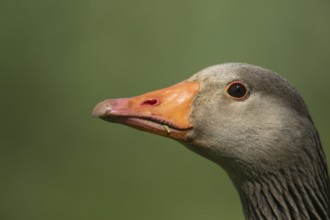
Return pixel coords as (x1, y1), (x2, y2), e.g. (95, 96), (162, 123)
(92, 63), (330, 220)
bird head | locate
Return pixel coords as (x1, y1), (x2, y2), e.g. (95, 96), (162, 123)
(92, 63), (315, 181)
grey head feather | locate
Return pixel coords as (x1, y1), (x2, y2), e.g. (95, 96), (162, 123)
(184, 63), (330, 220)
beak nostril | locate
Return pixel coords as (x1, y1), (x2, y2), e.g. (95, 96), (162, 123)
(141, 99), (159, 106)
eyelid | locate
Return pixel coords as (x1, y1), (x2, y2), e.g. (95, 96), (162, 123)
(224, 81), (250, 100)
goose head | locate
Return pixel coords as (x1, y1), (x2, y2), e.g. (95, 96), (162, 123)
(92, 63), (330, 219)
(183, 63), (313, 179)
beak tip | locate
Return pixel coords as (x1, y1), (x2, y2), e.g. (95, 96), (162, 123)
(92, 100), (112, 118)
(91, 108), (101, 118)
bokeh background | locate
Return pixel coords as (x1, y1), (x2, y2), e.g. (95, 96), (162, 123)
(1, 1), (330, 219)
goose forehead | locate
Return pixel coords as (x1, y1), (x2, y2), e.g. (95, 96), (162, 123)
(188, 64), (241, 83)
(188, 63), (273, 86)
(188, 63), (309, 117)
(190, 64), (286, 94)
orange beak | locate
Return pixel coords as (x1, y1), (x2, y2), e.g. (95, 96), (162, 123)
(92, 81), (200, 140)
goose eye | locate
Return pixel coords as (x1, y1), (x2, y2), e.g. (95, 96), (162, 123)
(226, 81), (248, 99)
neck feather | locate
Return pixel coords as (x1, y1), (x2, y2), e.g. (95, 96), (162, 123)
(236, 131), (330, 220)
(238, 167), (329, 220)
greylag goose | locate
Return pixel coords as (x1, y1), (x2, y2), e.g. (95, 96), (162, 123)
(92, 63), (330, 220)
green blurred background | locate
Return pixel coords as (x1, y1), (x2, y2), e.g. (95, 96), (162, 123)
(1, 1), (330, 219)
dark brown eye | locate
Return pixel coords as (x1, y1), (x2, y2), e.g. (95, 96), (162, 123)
(226, 81), (248, 99)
